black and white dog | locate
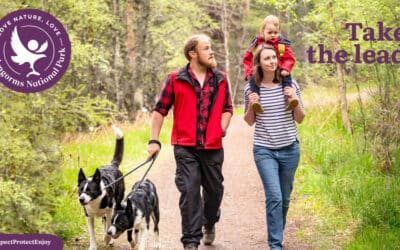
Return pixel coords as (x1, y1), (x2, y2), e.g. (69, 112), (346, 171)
(107, 179), (160, 250)
(78, 125), (125, 250)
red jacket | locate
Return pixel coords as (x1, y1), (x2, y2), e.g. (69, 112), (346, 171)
(243, 35), (295, 80)
(156, 66), (233, 149)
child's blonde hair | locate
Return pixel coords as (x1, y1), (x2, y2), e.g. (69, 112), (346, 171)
(260, 15), (280, 34)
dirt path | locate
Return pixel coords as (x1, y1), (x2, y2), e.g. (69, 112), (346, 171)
(74, 89), (376, 250)
(103, 115), (311, 250)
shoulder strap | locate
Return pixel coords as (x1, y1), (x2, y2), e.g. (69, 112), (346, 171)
(278, 43), (285, 57)
(248, 37), (260, 55)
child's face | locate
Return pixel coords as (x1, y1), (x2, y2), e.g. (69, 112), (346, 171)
(262, 23), (279, 41)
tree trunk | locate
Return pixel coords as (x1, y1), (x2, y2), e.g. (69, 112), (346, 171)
(112, 0), (124, 113)
(222, 0), (230, 77)
(123, 0), (141, 119)
(327, 1), (352, 134)
(334, 41), (352, 134)
(232, 0), (249, 104)
(126, 0), (135, 68)
(131, 0), (151, 117)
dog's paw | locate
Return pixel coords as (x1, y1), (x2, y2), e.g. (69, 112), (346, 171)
(153, 241), (161, 249)
(130, 240), (137, 249)
(111, 124), (123, 139)
(88, 244), (97, 250)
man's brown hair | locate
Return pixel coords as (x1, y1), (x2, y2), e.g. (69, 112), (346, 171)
(183, 34), (211, 61)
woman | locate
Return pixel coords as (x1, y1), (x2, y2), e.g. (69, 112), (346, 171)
(244, 44), (305, 250)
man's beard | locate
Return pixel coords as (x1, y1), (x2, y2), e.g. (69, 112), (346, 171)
(199, 57), (217, 68)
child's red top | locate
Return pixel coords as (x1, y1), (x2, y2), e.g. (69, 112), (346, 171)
(243, 35), (296, 80)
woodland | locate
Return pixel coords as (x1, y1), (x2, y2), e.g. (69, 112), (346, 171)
(0, 0), (399, 248)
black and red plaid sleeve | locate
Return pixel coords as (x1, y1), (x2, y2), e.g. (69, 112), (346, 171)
(153, 74), (174, 116)
(223, 79), (234, 114)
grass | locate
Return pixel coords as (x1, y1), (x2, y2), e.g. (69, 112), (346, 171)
(290, 84), (400, 249)
(348, 226), (400, 250)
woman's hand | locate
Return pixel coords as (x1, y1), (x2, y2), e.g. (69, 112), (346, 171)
(248, 92), (261, 107)
(284, 86), (305, 123)
(244, 92), (260, 126)
(283, 86), (298, 100)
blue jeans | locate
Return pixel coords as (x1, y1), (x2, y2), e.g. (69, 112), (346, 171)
(253, 142), (300, 250)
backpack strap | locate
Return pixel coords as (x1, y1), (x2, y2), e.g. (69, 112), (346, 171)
(278, 43), (285, 57)
(277, 35), (291, 58)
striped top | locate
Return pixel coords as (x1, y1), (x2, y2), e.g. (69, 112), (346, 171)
(244, 80), (303, 149)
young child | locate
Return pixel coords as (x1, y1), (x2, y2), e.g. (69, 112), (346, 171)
(243, 15), (298, 113)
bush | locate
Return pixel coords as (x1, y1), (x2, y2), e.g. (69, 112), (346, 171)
(367, 98), (400, 172)
(0, 85), (115, 233)
(0, 181), (35, 232)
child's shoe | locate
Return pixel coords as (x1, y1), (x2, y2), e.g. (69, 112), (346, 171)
(252, 102), (264, 114)
(285, 98), (298, 111)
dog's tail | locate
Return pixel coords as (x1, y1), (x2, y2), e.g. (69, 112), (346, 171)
(110, 124), (124, 168)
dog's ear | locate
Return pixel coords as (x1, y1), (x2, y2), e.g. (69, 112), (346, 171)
(93, 168), (101, 184)
(125, 198), (133, 216)
(78, 168), (86, 184)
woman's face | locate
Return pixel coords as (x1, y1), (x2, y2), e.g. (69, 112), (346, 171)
(259, 48), (278, 72)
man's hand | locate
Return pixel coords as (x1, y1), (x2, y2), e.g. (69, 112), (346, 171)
(147, 140), (161, 160)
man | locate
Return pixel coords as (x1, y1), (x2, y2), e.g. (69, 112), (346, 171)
(147, 34), (233, 250)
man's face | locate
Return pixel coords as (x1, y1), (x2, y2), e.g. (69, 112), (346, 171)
(194, 39), (217, 68)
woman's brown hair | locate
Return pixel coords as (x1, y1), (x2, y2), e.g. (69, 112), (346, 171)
(252, 44), (280, 86)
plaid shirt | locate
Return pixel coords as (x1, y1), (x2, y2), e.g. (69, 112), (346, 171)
(154, 65), (233, 149)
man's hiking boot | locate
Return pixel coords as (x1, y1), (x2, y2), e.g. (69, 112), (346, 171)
(252, 102), (264, 114)
(203, 226), (215, 245)
(184, 243), (198, 250)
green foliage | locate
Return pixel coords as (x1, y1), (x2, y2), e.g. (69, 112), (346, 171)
(295, 86), (400, 248)
(0, 1), (399, 248)
(48, 84), (116, 132)
(149, 0), (217, 70)
(0, 2), (19, 17)
(0, 85), (115, 233)
(0, 181), (34, 232)
(138, 0), (220, 109)
(348, 226), (400, 250)
(366, 90), (400, 171)
(50, 0), (118, 96)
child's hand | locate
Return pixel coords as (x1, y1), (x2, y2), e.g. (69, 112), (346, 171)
(281, 70), (289, 76)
